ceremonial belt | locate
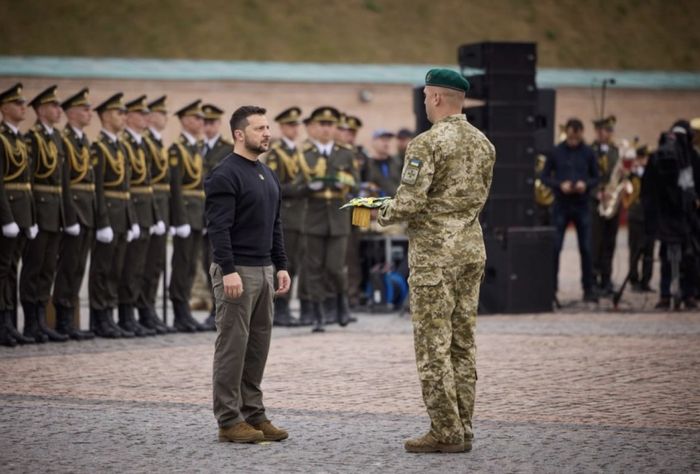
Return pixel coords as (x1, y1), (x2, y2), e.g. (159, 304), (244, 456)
(33, 184), (62, 194)
(130, 186), (153, 194)
(182, 189), (205, 198)
(71, 183), (95, 192)
(152, 183), (171, 192)
(104, 190), (130, 200)
(4, 182), (31, 191)
(312, 190), (345, 200)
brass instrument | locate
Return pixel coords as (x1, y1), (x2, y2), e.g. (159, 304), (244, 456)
(534, 153), (553, 206)
(598, 140), (634, 218)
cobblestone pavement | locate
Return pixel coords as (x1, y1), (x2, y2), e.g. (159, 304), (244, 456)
(1, 229), (699, 473)
(1, 309), (699, 473)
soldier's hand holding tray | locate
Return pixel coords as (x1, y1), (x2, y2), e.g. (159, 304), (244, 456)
(340, 196), (391, 228)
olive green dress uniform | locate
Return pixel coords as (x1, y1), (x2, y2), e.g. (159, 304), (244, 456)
(265, 107), (307, 323)
(299, 107), (359, 329)
(138, 95), (177, 331)
(378, 70), (494, 451)
(0, 83), (35, 346)
(168, 100), (207, 331)
(115, 96), (161, 336)
(21, 86), (77, 343)
(200, 103), (232, 328)
(590, 115), (621, 292)
(52, 88), (97, 340)
(88, 93), (136, 338)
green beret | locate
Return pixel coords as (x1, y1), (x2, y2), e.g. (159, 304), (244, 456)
(425, 68), (470, 94)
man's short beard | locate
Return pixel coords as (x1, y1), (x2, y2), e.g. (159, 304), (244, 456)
(245, 136), (269, 154)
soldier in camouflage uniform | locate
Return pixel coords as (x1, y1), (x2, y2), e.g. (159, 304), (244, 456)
(378, 69), (495, 453)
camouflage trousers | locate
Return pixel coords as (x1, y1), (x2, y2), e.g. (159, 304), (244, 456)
(409, 260), (484, 444)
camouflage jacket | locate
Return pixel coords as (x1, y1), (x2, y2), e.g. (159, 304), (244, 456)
(378, 114), (495, 267)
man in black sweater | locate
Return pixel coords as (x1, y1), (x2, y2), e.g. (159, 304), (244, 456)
(541, 118), (600, 302)
(204, 105), (291, 444)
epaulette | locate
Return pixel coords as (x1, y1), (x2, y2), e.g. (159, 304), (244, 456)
(338, 142), (353, 150)
(302, 141), (314, 151)
(220, 137), (233, 146)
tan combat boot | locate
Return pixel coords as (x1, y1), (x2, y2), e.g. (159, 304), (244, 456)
(404, 432), (468, 453)
(218, 422), (264, 443)
(252, 421), (289, 441)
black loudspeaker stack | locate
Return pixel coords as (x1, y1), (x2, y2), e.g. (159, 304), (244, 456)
(458, 42), (556, 313)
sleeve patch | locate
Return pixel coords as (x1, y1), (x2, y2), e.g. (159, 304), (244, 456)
(401, 158), (423, 185)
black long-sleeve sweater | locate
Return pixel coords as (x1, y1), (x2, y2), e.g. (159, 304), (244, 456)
(204, 152), (287, 275)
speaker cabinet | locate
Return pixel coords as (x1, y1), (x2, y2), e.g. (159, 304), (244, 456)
(458, 42), (537, 74)
(467, 73), (537, 102)
(479, 227), (555, 314)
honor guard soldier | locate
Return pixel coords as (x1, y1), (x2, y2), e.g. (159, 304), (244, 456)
(51, 88), (97, 340)
(265, 106), (305, 326)
(138, 95), (176, 333)
(117, 96), (163, 337)
(300, 106), (358, 332)
(169, 100), (207, 332)
(88, 93), (137, 338)
(0, 83), (35, 346)
(198, 103), (232, 330)
(591, 115), (621, 296)
(21, 85), (78, 343)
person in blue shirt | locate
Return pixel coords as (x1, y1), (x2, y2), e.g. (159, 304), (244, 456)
(541, 118), (600, 302)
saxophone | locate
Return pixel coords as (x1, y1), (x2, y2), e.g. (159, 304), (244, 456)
(598, 141), (634, 218)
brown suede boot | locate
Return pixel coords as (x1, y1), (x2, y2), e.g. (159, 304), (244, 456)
(252, 421), (288, 441)
(218, 422), (264, 443)
(404, 432), (468, 453)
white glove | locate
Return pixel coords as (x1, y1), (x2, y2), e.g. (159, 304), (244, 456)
(2, 222), (20, 238)
(202, 227), (207, 236)
(126, 229), (134, 242)
(132, 224), (141, 240)
(152, 220), (166, 236)
(64, 223), (81, 236)
(96, 226), (114, 244)
(308, 180), (324, 191)
(334, 180), (345, 190)
(169, 226), (176, 237)
(26, 224), (39, 240)
(175, 224), (191, 238)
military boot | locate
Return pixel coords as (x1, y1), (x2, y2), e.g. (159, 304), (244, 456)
(119, 304), (155, 337)
(151, 306), (177, 333)
(103, 308), (134, 338)
(22, 302), (48, 343)
(3, 310), (34, 344)
(337, 294), (351, 327)
(172, 300), (197, 333)
(0, 311), (17, 347)
(137, 307), (167, 335)
(298, 299), (314, 326)
(404, 432), (468, 453)
(311, 301), (325, 333)
(55, 305), (94, 340)
(34, 304), (69, 342)
(203, 305), (217, 331)
(273, 298), (298, 327)
(218, 422), (264, 443)
(323, 297), (338, 325)
(90, 308), (120, 338)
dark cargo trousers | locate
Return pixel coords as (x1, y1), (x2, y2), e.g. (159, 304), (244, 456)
(210, 263), (274, 428)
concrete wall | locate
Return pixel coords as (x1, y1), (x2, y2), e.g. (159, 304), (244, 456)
(3, 76), (700, 153)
